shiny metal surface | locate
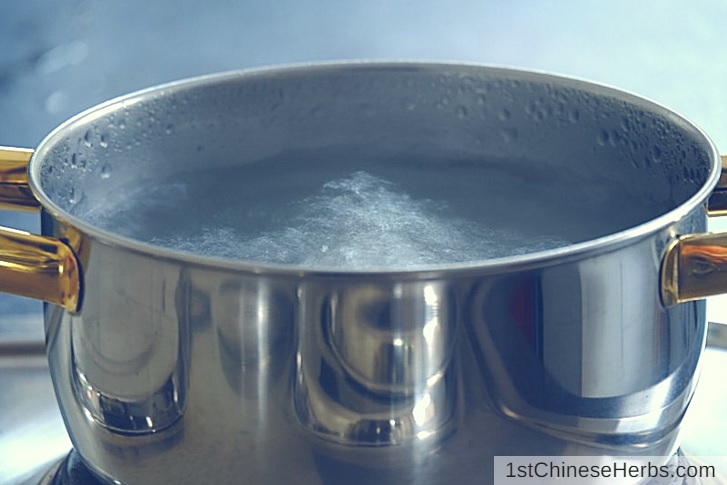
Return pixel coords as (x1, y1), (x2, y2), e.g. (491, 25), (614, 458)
(5, 325), (727, 485)
(663, 231), (727, 305)
(0, 146), (81, 312)
(707, 155), (727, 216)
(44, 232), (701, 484)
(13, 63), (717, 483)
(664, 156), (727, 306)
(0, 147), (38, 211)
(0, 225), (80, 313)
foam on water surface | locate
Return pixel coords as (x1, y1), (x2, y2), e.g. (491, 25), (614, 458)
(131, 170), (571, 268)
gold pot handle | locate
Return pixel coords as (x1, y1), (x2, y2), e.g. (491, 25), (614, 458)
(0, 147), (80, 313)
(662, 155), (727, 306)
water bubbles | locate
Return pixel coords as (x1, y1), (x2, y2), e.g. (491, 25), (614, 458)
(165, 124), (175, 135)
(99, 134), (109, 148)
(70, 153), (78, 168)
(83, 129), (93, 148)
(138, 171), (571, 267)
(455, 105), (468, 118)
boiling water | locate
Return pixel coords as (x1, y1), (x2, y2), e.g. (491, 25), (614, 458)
(154, 171), (571, 267)
(71, 153), (662, 268)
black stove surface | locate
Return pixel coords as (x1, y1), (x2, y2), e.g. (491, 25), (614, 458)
(46, 452), (100, 485)
(44, 450), (700, 485)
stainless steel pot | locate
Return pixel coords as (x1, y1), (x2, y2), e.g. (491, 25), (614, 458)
(0, 62), (725, 484)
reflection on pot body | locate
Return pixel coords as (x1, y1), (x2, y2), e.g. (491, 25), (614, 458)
(69, 250), (188, 434)
(468, 230), (705, 445)
(43, 212), (705, 484)
(294, 280), (458, 448)
(214, 279), (295, 399)
(325, 281), (456, 395)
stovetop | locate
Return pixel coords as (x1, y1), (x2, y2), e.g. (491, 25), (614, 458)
(28, 450), (723, 485)
(2, 317), (726, 484)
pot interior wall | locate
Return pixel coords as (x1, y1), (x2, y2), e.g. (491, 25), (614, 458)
(34, 64), (714, 266)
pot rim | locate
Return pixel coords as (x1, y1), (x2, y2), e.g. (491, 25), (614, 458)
(28, 60), (723, 277)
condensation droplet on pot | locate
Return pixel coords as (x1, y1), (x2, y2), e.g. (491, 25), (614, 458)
(83, 129), (93, 148)
(596, 130), (609, 146)
(497, 108), (510, 121)
(100, 164), (112, 179)
(568, 108), (579, 123)
(609, 130), (620, 147)
(477, 93), (486, 105)
(165, 124), (174, 135)
(693, 167), (703, 182)
(629, 139), (639, 154)
(99, 134), (109, 148)
(620, 116), (630, 132)
(70, 153), (78, 168)
(456, 105), (468, 118)
(68, 187), (76, 205)
(118, 120), (126, 130)
(651, 145), (662, 163)
(499, 127), (518, 142)
(682, 165), (691, 180)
